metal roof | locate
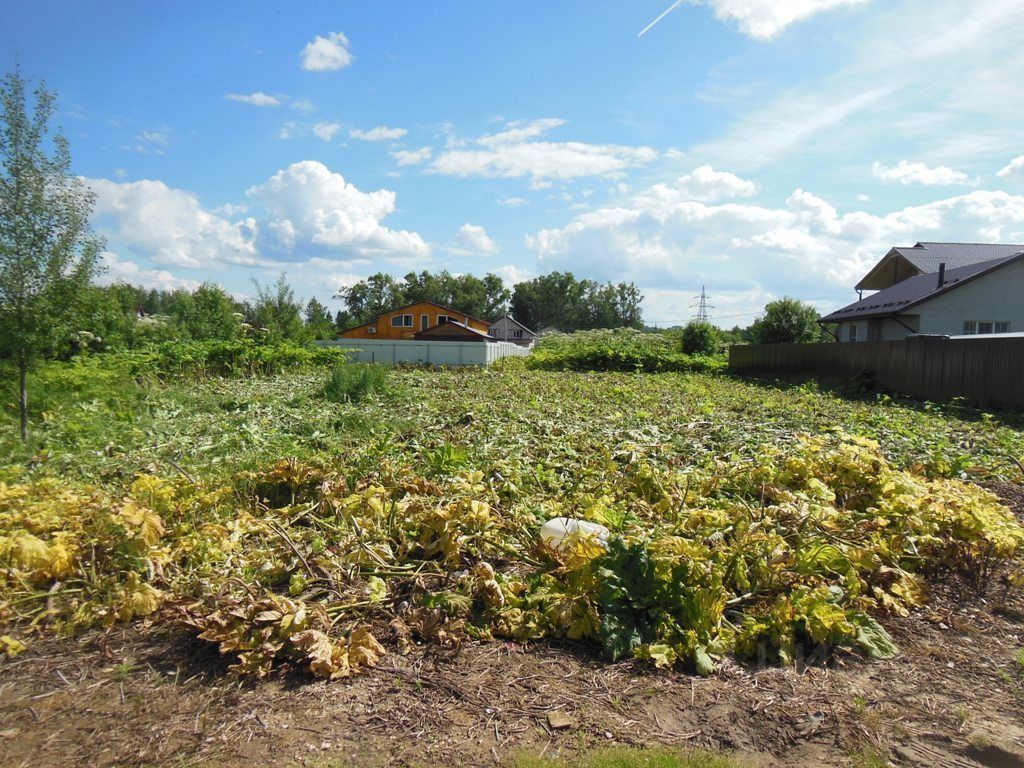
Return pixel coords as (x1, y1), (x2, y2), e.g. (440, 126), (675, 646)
(895, 242), (1024, 271)
(821, 251), (1024, 323)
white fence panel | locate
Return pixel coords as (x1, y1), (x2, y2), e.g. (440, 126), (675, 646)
(316, 339), (529, 367)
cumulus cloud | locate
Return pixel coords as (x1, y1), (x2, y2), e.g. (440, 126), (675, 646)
(526, 170), (1024, 323)
(350, 126), (407, 141)
(392, 146), (432, 166)
(642, 0), (866, 40)
(225, 92), (281, 107)
(450, 223), (500, 256)
(87, 178), (260, 268)
(997, 155), (1024, 181)
(301, 31), (353, 71)
(313, 121), (343, 141)
(431, 118), (658, 188)
(246, 160), (430, 260)
(491, 264), (536, 288)
(872, 160), (971, 186)
(670, 165), (758, 201)
(97, 251), (201, 292)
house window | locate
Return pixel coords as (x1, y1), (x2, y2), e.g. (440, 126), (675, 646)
(438, 314), (451, 324)
(514, 329), (523, 339)
(849, 323), (858, 342)
(367, 326), (376, 334)
(964, 320), (1010, 335)
(420, 314), (429, 331)
(390, 314), (413, 328)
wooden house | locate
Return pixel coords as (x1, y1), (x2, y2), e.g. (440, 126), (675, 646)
(339, 300), (491, 341)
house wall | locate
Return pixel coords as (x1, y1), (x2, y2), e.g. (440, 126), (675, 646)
(317, 339), (530, 366)
(915, 259), (1024, 335)
(488, 316), (536, 347)
(341, 302), (490, 340)
(838, 317), (918, 342)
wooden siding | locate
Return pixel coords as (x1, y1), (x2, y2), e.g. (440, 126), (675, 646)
(728, 337), (1024, 410)
(340, 301), (490, 340)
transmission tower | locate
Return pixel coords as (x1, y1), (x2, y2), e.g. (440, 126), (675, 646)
(691, 286), (713, 322)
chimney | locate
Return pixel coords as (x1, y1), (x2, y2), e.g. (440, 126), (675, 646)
(937, 262), (946, 289)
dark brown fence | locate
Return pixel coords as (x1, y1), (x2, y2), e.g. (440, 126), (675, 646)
(728, 337), (1024, 410)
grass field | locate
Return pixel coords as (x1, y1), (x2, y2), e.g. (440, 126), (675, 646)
(2, 353), (1024, 766)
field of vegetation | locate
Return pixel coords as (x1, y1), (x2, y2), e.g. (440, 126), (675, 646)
(2, 338), (1024, 766)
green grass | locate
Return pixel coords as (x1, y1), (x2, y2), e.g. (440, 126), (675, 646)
(323, 361), (390, 404)
(513, 747), (745, 768)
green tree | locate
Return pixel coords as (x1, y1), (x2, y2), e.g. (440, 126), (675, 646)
(334, 273), (404, 327)
(0, 70), (102, 439)
(304, 296), (336, 339)
(511, 272), (643, 332)
(175, 283), (241, 341)
(250, 273), (308, 343)
(749, 297), (821, 344)
(680, 320), (718, 355)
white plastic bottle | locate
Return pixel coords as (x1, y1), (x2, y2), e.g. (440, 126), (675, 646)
(539, 517), (610, 550)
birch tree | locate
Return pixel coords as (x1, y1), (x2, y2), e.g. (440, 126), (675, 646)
(0, 69), (102, 440)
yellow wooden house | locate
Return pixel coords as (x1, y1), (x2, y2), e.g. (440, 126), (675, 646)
(339, 300), (491, 340)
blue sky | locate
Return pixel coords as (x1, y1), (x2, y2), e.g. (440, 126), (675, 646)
(5, 0), (1024, 325)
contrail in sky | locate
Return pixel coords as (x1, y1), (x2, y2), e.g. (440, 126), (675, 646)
(638, 0), (685, 37)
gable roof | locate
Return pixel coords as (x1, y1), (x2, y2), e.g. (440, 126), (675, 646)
(413, 319), (492, 340)
(489, 314), (536, 335)
(344, 300), (490, 331)
(856, 242), (1024, 291)
(822, 251), (1024, 323)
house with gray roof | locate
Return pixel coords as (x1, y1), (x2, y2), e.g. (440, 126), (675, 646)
(488, 314), (536, 347)
(822, 243), (1024, 342)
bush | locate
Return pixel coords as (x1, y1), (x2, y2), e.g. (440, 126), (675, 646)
(680, 321), (719, 355)
(749, 298), (820, 344)
(526, 329), (725, 373)
(114, 340), (349, 380)
(323, 362), (389, 403)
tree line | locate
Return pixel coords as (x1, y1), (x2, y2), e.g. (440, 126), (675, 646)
(334, 270), (644, 333)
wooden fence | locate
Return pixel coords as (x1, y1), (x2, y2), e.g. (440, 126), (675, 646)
(728, 337), (1024, 410)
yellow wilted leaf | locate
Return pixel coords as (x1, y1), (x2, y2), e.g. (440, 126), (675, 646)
(367, 575), (388, 604)
(291, 629), (349, 679)
(114, 573), (163, 622)
(1, 635), (28, 658)
(348, 626), (386, 669)
(10, 534), (50, 571)
(119, 502), (165, 547)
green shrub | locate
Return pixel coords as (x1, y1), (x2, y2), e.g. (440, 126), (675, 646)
(680, 321), (719, 355)
(117, 340), (349, 380)
(526, 329), (725, 373)
(323, 362), (389, 403)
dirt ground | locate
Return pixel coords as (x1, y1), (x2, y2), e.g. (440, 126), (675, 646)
(3, 485), (1024, 768)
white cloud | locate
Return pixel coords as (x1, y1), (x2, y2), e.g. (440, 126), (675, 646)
(693, 1), (1024, 172)
(491, 264), (536, 288)
(672, 165), (758, 201)
(701, 0), (868, 40)
(313, 121), (343, 141)
(122, 129), (170, 155)
(871, 160), (971, 186)
(87, 178), (260, 268)
(300, 31), (353, 72)
(290, 98), (316, 114)
(97, 251), (201, 292)
(392, 146), (432, 165)
(526, 169), (1024, 323)
(431, 118), (658, 188)
(350, 126), (407, 141)
(450, 223), (500, 256)
(225, 92), (281, 107)
(246, 160), (430, 260)
(499, 197), (528, 207)
(997, 155), (1024, 181)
